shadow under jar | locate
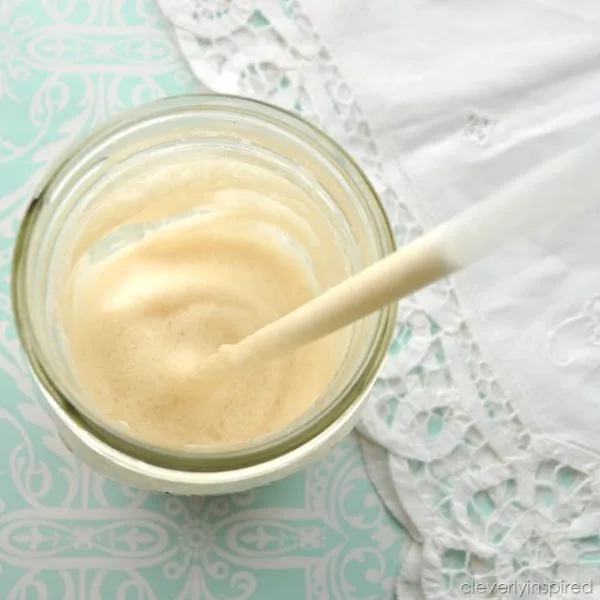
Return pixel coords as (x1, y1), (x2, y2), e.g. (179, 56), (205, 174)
(12, 95), (396, 494)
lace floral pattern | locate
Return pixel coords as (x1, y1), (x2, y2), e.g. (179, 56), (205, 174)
(156, 0), (600, 597)
(548, 295), (600, 367)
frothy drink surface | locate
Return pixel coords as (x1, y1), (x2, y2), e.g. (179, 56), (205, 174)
(60, 153), (349, 448)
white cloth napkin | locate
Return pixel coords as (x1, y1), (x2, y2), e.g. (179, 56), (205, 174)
(157, 1), (600, 597)
(302, 0), (600, 455)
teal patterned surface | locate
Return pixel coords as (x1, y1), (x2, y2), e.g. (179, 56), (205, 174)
(0, 1), (407, 598)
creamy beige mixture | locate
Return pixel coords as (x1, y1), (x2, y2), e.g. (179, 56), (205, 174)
(60, 151), (349, 448)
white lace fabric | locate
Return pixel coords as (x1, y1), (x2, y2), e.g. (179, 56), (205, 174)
(155, 1), (600, 598)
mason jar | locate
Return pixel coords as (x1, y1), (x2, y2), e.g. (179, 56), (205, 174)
(12, 95), (396, 494)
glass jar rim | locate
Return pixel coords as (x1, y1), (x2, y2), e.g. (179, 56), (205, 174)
(12, 94), (397, 471)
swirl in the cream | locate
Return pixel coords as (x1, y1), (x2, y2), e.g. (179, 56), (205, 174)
(60, 152), (349, 448)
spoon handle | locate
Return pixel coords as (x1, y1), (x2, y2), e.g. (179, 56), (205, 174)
(226, 141), (600, 365)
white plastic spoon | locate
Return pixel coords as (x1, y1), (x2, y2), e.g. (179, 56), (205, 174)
(208, 141), (600, 371)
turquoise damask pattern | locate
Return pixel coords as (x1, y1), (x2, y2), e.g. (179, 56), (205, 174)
(0, 1), (406, 598)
